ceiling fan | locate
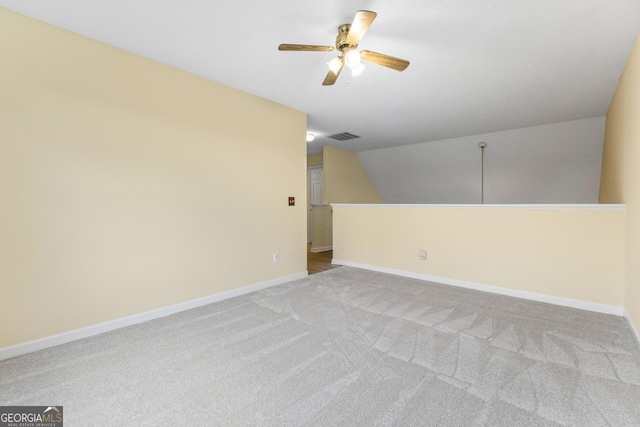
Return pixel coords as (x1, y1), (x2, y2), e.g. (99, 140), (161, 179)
(278, 10), (410, 86)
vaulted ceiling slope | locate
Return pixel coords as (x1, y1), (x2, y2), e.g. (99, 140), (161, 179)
(1, 1), (639, 154)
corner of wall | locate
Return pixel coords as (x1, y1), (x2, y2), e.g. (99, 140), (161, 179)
(323, 146), (383, 204)
(602, 34), (640, 339)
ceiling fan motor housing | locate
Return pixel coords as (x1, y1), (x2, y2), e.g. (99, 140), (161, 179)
(336, 24), (357, 51)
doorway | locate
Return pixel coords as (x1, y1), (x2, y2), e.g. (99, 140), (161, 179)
(308, 166), (323, 243)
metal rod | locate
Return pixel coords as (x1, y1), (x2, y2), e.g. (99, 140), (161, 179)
(478, 142), (487, 204)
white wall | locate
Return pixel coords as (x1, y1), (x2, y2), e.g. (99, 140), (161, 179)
(357, 117), (605, 204)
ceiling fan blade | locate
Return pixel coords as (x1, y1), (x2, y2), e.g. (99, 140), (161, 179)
(278, 44), (335, 52)
(360, 50), (410, 71)
(322, 59), (344, 86)
(346, 10), (377, 45)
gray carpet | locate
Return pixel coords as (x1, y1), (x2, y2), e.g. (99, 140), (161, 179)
(2, 267), (640, 426)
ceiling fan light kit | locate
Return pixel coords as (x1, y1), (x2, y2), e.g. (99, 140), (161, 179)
(350, 62), (365, 76)
(278, 10), (410, 86)
(344, 49), (361, 67)
(327, 57), (343, 74)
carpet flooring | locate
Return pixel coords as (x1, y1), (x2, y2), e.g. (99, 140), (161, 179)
(2, 267), (640, 426)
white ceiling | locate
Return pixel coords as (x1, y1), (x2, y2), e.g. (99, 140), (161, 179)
(1, 1), (639, 154)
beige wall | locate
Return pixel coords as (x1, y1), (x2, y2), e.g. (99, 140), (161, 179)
(333, 206), (626, 307)
(308, 146), (381, 250)
(0, 9), (307, 347)
(323, 146), (382, 204)
(599, 100), (625, 204)
(307, 153), (323, 168)
(311, 206), (333, 251)
(600, 35), (640, 334)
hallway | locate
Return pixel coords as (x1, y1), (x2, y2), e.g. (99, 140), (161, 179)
(307, 243), (340, 275)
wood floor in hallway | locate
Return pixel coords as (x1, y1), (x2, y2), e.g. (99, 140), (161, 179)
(307, 243), (340, 275)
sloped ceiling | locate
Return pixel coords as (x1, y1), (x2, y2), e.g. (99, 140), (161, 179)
(1, 0), (639, 154)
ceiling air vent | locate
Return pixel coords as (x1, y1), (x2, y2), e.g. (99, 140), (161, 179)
(328, 132), (360, 141)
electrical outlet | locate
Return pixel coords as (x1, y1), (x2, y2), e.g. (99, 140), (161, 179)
(418, 250), (427, 260)
(288, 197), (295, 206)
(273, 252), (280, 263)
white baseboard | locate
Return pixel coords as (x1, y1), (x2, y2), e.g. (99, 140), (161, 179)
(332, 259), (624, 316)
(624, 309), (640, 347)
(310, 246), (333, 253)
(0, 271), (308, 362)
